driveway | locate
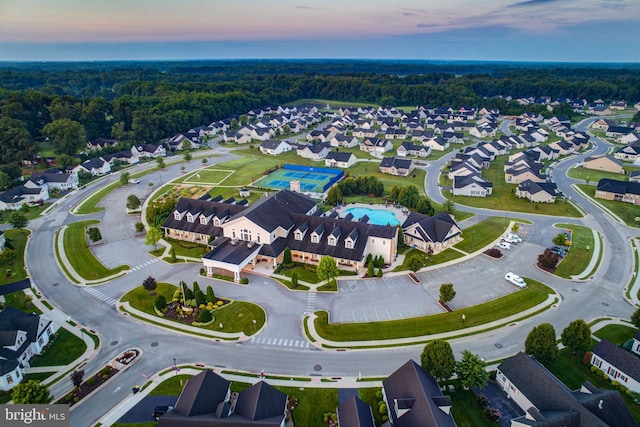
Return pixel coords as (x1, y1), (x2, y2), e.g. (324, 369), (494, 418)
(475, 381), (524, 427)
(117, 395), (177, 424)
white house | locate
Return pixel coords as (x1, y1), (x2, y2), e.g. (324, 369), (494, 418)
(0, 186), (49, 211)
(68, 157), (111, 177)
(324, 151), (356, 168)
(591, 339), (640, 393)
(259, 139), (292, 156)
(297, 143), (331, 160)
(132, 144), (166, 158)
(359, 138), (393, 154)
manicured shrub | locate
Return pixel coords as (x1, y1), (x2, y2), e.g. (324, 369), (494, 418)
(199, 267), (205, 275)
(375, 390), (382, 399)
(197, 309), (213, 323)
(379, 402), (387, 415)
(194, 290), (206, 306)
(155, 295), (167, 310)
(206, 286), (215, 303)
(86, 377), (96, 386)
(377, 268), (383, 277)
(240, 277), (249, 284)
(101, 367), (111, 376)
(192, 281), (200, 293)
(142, 276), (157, 291)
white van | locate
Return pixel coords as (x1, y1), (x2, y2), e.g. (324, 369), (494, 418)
(505, 272), (526, 288)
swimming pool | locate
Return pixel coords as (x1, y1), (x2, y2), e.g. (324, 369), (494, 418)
(343, 207), (401, 226)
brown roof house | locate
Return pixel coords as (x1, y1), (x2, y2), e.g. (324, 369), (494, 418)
(158, 370), (287, 427)
(581, 154), (624, 174)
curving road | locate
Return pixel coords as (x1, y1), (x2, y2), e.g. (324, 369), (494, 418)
(21, 120), (640, 426)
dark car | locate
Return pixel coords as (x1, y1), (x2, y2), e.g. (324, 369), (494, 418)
(153, 405), (174, 421)
(549, 246), (567, 257)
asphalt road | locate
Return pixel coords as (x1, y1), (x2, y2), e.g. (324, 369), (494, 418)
(21, 122), (640, 426)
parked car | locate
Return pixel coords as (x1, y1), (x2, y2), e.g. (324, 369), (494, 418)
(549, 246), (567, 257)
(506, 233), (522, 243)
(153, 405), (174, 421)
(505, 272), (527, 288)
(129, 178), (140, 184)
(502, 235), (519, 244)
(496, 241), (512, 250)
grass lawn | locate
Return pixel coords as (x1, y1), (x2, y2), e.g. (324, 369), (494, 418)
(314, 278), (552, 342)
(278, 386), (338, 427)
(279, 265), (322, 284)
(23, 372), (55, 382)
(164, 238), (209, 258)
(447, 385), (498, 427)
(544, 346), (640, 424)
(447, 154), (582, 217)
(29, 328), (87, 367)
(3, 290), (41, 314)
(121, 282), (266, 335)
(576, 184), (640, 227)
(453, 216), (510, 252)
(594, 324), (638, 346)
(177, 168), (235, 185)
(62, 220), (130, 280)
(553, 223), (595, 279)
(567, 166), (628, 183)
(0, 204), (50, 224)
(358, 388), (386, 426)
(347, 162), (426, 196)
(393, 248), (464, 272)
(75, 181), (119, 214)
(0, 228), (30, 285)
(149, 374), (193, 396)
(224, 149), (313, 186)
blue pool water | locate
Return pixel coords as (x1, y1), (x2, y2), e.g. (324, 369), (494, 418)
(344, 207), (401, 226)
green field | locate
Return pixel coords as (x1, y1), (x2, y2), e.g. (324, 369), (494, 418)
(313, 279), (552, 342)
(553, 224), (596, 279)
(347, 162), (426, 195)
(576, 184), (640, 227)
(594, 324), (637, 346)
(29, 328), (87, 367)
(61, 220), (130, 281)
(0, 229), (30, 285)
(180, 168), (235, 185)
(567, 166), (628, 183)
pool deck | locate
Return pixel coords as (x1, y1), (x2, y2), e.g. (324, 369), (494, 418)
(333, 202), (409, 225)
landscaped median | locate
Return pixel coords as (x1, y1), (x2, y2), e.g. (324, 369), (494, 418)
(119, 281), (266, 340)
(551, 223), (601, 280)
(305, 278), (558, 349)
(55, 220), (129, 283)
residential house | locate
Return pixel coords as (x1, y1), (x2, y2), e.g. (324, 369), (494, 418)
(259, 139), (292, 156)
(581, 154), (624, 174)
(330, 134), (359, 148)
(469, 123), (496, 138)
(381, 360), (457, 427)
(423, 137), (449, 152)
(505, 166), (545, 184)
(0, 185), (48, 210)
(379, 157), (415, 177)
(548, 140), (576, 156)
(0, 306), (59, 391)
(591, 119), (616, 131)
(101, 150), (140, 165)
(615, 144), (640, 162)
(157, 370), (287, 427)
(337, 396), (375, 427)
(452, 174), (493, 198)
(610, 100), (627, 110)
(619, 132), (640, 145)
(224, 131), (253, 144)
(606, 126), (634, 138)
(325, 152), (356, 168)
(352, 127), (378, 138)
(385, 128), (407, 140)
(516, 180), (559, 203)
(596, 179), (640, 205)
(360, 138), (393, 154)
(590, 339), (640, 393)
(132, 143), (166, 158)
(402, 212), (461, 255)
(297, 143), (331, 161)
(496, 352), (635, 426)
(167, 132), (200, 151)
(86, 137), (118, 151)
(26, 169), (79, 192)
(397, 142), (431, 158)
(68, 157), (111, 177)
(630, 171), (640, 183)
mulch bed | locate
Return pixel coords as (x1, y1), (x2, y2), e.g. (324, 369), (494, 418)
(408, 273), (421, 284)
(483, 249), (503, 259)
(536, 262), (556, 273)
(56, 365), (119, 406)
(438, 300), (453, 312)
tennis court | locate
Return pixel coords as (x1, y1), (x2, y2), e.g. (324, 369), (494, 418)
(252, 165), (343, 193)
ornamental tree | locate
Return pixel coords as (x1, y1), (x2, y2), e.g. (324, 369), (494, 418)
(455, 350), (489, 389)
(561, 319), (592, 355)
(525, 323), (558, 363)
(420, 339), (455, 381)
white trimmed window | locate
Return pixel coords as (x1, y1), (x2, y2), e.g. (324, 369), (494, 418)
(240, 229), (252, 242)
(328, 237), (336, 246)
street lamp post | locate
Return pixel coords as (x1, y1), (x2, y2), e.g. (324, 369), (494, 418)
(173, 358), (178, 376)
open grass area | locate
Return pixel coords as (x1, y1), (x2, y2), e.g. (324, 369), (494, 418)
(544, 346), (640, 424)
(149, 374), (193, 396)
(62, 220), (130, 281)
(29, 328), (87, 367)
(121, 282), (266, 335)
(313, 278), (552, 342)
(594, 324), (638, 346)
(553, 223), (596, 279)
(358, 388), (385, 426)
(0, 228), (30, 285)
(347, 162), (426, 195)
(75, 181), (119, 214)
(567, 166), (628, 183)
(278, 386), (338, 427)
(446, 384), (498, 427)
(393, 247), (464, 272)
(0, 204), (50, 224)
(182, 168), (234, 185)
(453, 216), (509, 252)
(225, 149), (313, 185)
(448, 154), (582, 217)
(576, 184), (640, 227)
(164, 238), (208, 258)
(3, 290), (41, 314)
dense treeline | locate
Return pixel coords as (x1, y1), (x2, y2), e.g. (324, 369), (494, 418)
(1, 60), (639, 165)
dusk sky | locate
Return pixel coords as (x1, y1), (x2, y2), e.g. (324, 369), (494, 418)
(1, 0), (639, 62)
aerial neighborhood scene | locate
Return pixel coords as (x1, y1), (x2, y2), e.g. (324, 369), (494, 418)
(2, 1), (640, 427)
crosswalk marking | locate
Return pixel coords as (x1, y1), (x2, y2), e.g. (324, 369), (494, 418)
(305, 292), (317, 314)
(131, 258), (159, 271)
(250, 336), (310, 348)
(83, 287), (118, 306)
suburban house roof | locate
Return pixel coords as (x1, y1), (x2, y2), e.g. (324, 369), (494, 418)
(597, 178), (640, 196)
(517, 180), (559, 197)
(161, 198), (247, 237)
(260, 139), (288, 150)
(233, 381), (287, 422)
(0, 307), (49, 373)
(592, 339), (640, 383)
(402, 212), (460, 245)
(453, 174), (493, 190)
(326, 151), (354, 162)
(337, 396), (375, 427)
(497, 352), (633, 426)
(380, 157), (413, 170)
(382, 360), (456, 427)
(173, 370), (230, 417)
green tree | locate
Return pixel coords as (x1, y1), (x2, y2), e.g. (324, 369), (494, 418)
(195, 290), (206, 306)
(70, 369), (85, 388)
(0, 117), (37, 164)
(11, 380), (51, 404)
(119, 171), (130, 186)
(455, 350), (489, 389)
(420, 340), (455, 381)
(552, 233), (568, 246)
(416, 197), (435, 215)
(283, 247), (292, 266)
(326, 185), (343, 206)
(145, 226), (162, 250)
(317, 256), (339, 286)
(525, 323), (558, 363)
(443, 199), (455, 214)
(184, 152), (192, 161)
(206, 285), (215, 303)
(155, 295), (167, 310)
(1, 248), (17, 267)
(155, 156), (165, 169)
(126, 194), (141, 211)
(197, 308), (212, 323)
(291, 271), (298, 288)
(135, 222), (144, 233)
(397, 226), (404, 246)
(170, 247), (177, 262)
(9, 211), (28, 229)
(56, 153), (77, 170)
(240, 114), (249, 125)
(560, 319), (592, 355)
(406, 254), (424, 272)
(142, 276), (157, 291)
(439, 283), (456, 304)
(87, 227), (102, 242)
(367, 261), (374, 277)
(0, 171), (12, 190)
(388, 185), (402, 202)
(398, 185), (421, 209)
(631, 308), (640, 329)
(43, 118), (86, 155)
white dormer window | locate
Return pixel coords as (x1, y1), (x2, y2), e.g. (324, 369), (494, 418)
(214, 218), (220, 227)
(186, 213), (194, 223)
(200, 216), (207, 225)
(311, 234), (319, 243)
(345, 239), (354, 249)
(173, 211), (181, 220)
(295, 231), (303, 241)
(328, 236), (336, 246)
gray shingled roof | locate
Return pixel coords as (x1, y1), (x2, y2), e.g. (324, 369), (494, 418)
(337, 396), (375, 427)
(592, 339), (640, 383)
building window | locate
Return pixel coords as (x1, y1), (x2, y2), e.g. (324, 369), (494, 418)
(311, 234), (319, 244)
(295, 232), (303, 241)
(240, 229), (252, 242)
(257, 234), (261, 243)
(187, 214), (194, 223)
(200, 216), (207, 225)
(173, 211), (180, 220)
(5, 374), (13, 385)
(328, 237), (336, 246)
(214, 219), (220, 226)
(345, 240), (354, 249)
